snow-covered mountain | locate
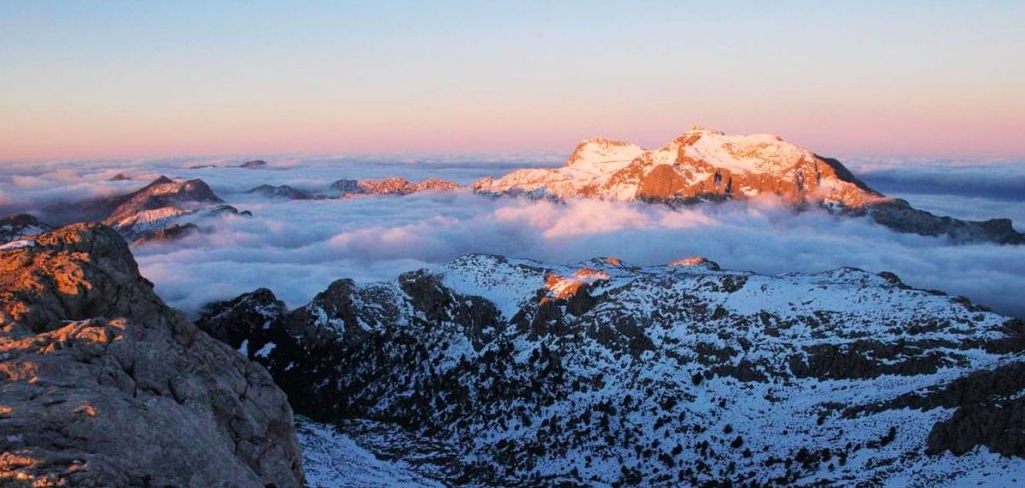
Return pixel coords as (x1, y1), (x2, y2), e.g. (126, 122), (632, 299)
(198, 253), (1025, 487)
(82, 175), (250, 244)
(474, 128), (881, 205)
(474, 128), (1024, 244)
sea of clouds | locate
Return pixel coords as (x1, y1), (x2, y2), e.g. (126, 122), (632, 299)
(1, 154), (1023, 319)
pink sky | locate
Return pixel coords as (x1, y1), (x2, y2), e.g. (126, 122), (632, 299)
(2, 2), (1023, 161)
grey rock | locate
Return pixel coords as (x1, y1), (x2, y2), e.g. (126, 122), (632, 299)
(0, 224), (303, 487)
(0, 213), (52, 244)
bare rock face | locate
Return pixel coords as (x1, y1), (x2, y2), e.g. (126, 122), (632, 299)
(0, 224), (303, 487)
(0, 214), (52, 244)
(856, 198), (1025, 245)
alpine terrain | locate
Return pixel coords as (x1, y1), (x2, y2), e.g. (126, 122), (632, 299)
(198, 253), (1025, 487)
(474, 128), (1024, 244)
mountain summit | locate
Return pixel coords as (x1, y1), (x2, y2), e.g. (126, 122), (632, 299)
(474, 128), (1023, 244)
(475, 127), (882, 206)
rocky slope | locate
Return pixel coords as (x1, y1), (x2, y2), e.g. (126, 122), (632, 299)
(330, 177), (461, 198)
(240, 160), (268, 169)
(473, 128), (1023, 244)
(199, 254), (1025, 487)
(0, 224), (303, 487)
(0, 213), (52, 245)
(247, 184), (320, 200)
(244, 178), (461, 201)
(52, 175), (250, 245)
(100, 176), (249, 242)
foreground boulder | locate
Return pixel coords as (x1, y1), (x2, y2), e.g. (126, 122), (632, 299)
(0, 224), (303, 487)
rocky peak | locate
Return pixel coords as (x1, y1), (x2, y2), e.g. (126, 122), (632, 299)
(91, 176), (245, 243)
(0, 213), (51, 244)
(240, 159), (268, 169)
(246, 184), (315, 200)
(473, 127), (1023, 244)
(669, 256), (721, 270)
(328, 177), (462, 198)
(564, 137), (645, 169)
(0, 224), (303, 486)
(105, 176), (223, 224)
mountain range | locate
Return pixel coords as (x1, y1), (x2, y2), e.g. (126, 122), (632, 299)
(22, 128), (1020, 247)
(197, 252), (1025, 486)
(2, 129), (1024, 487)
(473, 128), (1023, 244)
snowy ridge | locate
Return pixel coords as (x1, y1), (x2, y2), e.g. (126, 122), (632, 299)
(198, 253), (1025, 487)
(298, 417), (444, 488)
(471, 128), (1024, 244)
(95, 176), (248, 243)
(473, 127), (884, 207)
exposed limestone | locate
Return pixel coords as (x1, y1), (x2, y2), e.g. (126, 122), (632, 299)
(0, 224), (303, 487)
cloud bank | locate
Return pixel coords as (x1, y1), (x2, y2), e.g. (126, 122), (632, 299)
(2, 155), (1023, 320)
(131, 191), (1025, 320)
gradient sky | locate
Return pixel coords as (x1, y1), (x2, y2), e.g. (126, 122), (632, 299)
(2, 1), (1023, 160)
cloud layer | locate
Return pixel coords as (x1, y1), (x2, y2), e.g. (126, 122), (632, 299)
(3, 155), (1024, 319)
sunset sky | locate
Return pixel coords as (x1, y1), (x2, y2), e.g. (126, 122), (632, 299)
(2, 1), (1023, 160)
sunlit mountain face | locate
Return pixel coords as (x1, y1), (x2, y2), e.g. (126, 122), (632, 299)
(3, 130), (1025, 487)
(3, 132), (1023, 319)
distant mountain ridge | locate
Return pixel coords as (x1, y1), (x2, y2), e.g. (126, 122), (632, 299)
(98, 175), (249, 243)
(474, 128), (884, 205)
(473, 127), (1023, 244)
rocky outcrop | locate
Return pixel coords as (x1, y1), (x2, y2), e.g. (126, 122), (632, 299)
(0, 213), (51, 244)
(855, 198), (1025, 245)
(245, 184), (317, 200)
(131, 222), (200, 246)
(66, 176), (251, 243)
(0, 224), (303, 487)
(103, 176), (223, 225)
(329, 177), (461, 198)
(239, 160), (268, 169)
(474, 127), (1024, 244)
(845, 357), (1025, 458)
(197, 253), (1022, 487)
